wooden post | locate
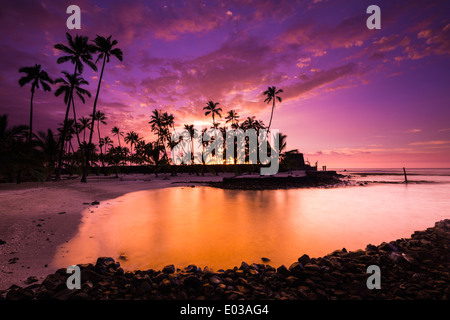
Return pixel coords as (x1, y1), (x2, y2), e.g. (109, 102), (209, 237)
(403, 167), (408, 183)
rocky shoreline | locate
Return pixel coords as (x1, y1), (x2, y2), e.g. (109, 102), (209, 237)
(208, 172), (346, 190)
(1, 219), (449, 300)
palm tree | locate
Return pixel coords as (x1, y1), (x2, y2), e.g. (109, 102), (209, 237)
(93, 111), (107, 168)
(124, 130), (141, 164)
(0, 114), (28, 147)
(82, 35), (123, 183)
(36, 129), (59, 177)
(18, 64), (53, 142)
(263, 86), (283, 133)
(241, 116), (265, 131)
(149, 110), (175, 164)
(203, 101), (222, 127)
(54, 32), (97, 180)
(101, 136), (114, 152)
(111, 126), (123, 147)
(54, 71), (91, 164)
(78, 116), (91, 143)
(225, 110), (240, 129)
(0, 114), (30, 183)
(184, 124), (198, 164)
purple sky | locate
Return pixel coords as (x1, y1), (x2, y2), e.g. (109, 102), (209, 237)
(1, 0), (449, 167)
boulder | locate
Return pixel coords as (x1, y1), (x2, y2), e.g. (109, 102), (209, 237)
(379, 242), (398, 252)
(298, 254), (311, 265)
(183, 275), (202, 288)
(276, 265), (290, 276)
(162, 264), (175, 274)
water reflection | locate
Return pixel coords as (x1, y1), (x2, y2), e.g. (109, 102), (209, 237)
(54, 181), (450, 271)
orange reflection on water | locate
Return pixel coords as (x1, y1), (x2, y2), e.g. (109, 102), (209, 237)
(54, 183), (450, 271)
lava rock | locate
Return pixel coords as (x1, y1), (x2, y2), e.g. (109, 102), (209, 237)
(162, 265), (175, 274)
(298, 254), (311, 266)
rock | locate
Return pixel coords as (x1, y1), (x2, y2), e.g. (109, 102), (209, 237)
(239, 261), (249, 270)
(91, 201), (100, 205)
(8, 257), (19, 264)
(289, 262), (304, 275)
(379, 242), (398, 252)
(24, 276), (39, 285)
(58, 212), (66, 215)
(95, 257), (117, 270)
(72, 292), (90, 300)
(183, 275), (202, 288)
(81, 281), (94, 292)
(81, 269), (104, 283)
(261, 257), (271, 262)
(276, 265), (290, 276)
(185, 265), (198, 273)
(153, 273), (168, 284)
(135, 281), (152, 296)
(162, 264), (175, 274)
(118, 253), (128, 261)
(209, 276), (222, 285)
(52, 288), (75, 300)
(0, 239), (6, 245)
(298, 254), (311, 266)
(304, 264), (321, 272)
(6, 287), (34, 300)
(366, 244), (378, 251)
(42, 276), (65, 293)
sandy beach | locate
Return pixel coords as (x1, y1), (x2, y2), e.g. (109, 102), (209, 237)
(0, 173), (231, 290)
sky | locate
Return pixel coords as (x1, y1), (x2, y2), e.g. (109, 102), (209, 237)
(0, 0), (449, 168)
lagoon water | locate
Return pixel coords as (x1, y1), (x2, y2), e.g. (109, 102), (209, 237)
(54, 169), (450, 271)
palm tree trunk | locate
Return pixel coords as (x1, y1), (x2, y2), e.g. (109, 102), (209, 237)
(82, 55), (106, 183)
(71, 99), (85, 169)
(28, 86), (35, 143)
(97, 121), (105, 168)
(267, 100), (275, 133)
(56, 63), (78, 180)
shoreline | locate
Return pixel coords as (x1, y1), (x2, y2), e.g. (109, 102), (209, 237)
(0, 173), (226, 290)
(1, 219), (449, 300)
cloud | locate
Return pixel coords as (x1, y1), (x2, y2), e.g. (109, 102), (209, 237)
(307, 146), (413, 157)
(405, 129), (422, 133)
(282, 63), (358, 101)
(409, 140), (450, 146)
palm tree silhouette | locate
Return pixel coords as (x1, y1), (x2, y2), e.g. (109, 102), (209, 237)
(54, 32), (97, 180)
(149, 110), (174, 164)
(124, 130), (141, 164)
(203, 101), (222, 128)
(18, 64), (53, 143)
(78, 116), (91, 143)
(225, 110), (240, 129)
(242, 116), (265, 131)
(263, 86), (283, 133)
(111, 126), (123, 147)
(36, 129), (59, 176)
(82, 35), (123, 183)
(101, 135), (114, 153)
(184, 124), (198, 164)
(93, 111), (107, 168)
(54, 71), (91, 164)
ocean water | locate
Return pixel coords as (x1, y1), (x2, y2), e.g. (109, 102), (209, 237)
(54, 168), (450, 271)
